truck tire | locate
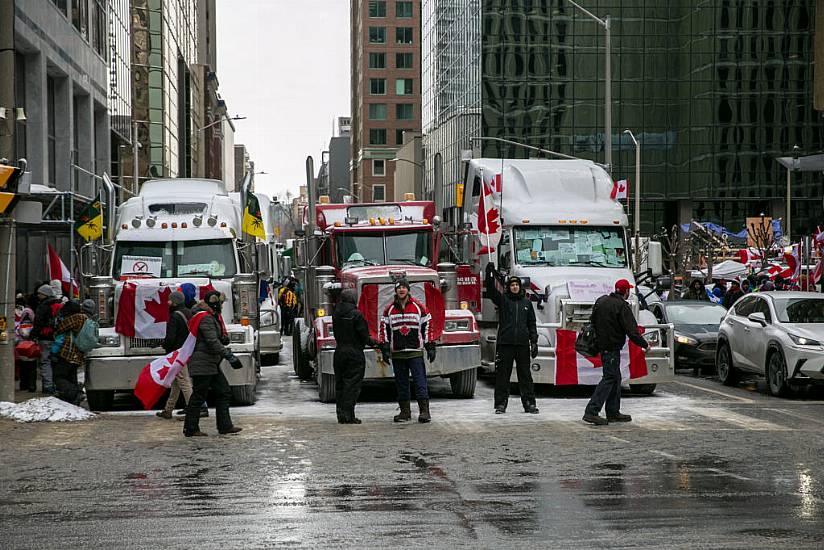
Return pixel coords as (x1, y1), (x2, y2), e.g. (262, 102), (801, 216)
(630, 384), (656, 395)
(86, 390), (114, 411)
(292, 323), (313, 380)
(449, 368), (477, 398)
(318, 372), (336, 403)
(261, 353), (279, 366)
(231, 384), (257, 405)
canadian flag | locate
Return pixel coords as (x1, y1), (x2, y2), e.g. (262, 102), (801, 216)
(737, 248), (763, 265)
(813, 228), (823, 284)
(610, 179), (628, 201)
(47, 244), (79, 298)
(781, 244), (800, 281)
(115, 281), (215, 339)
(133, 311), (209, 409)
(554, 329), (647, 385)
(477, 173), (502, 254)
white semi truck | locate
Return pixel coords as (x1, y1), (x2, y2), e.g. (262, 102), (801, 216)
(81, 176), (281, 409)
(463, 158), (674, 393)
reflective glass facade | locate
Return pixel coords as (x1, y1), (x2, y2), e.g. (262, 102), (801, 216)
(423, 1), (823, 235)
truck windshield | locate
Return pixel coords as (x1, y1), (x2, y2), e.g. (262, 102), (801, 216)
(113, 239), (238, 279)
(336, 231), (431, 268)
(513, 226), (627, 268)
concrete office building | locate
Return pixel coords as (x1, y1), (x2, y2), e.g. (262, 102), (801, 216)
(422, 0), (823, 236)
(8, 0), (113, 290)
(350, 0), (422, 203)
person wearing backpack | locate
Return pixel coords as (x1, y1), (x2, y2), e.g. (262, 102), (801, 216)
(31, 284), (61, 394)
(51, 301), (91, 405)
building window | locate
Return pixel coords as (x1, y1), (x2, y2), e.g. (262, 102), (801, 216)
(369, 78), (386, 95)
(368, 52), (386, 69)
(368, 26), (386, 44)
(369, 129), (387, 145)
(14, 53), (26, 159)
(396, 129), (411, 145)
(372, 184), (386, 202)
(51, 0), (68, 16)
(395, 78), (413, 95)
(91, 0), (107, 56)
(396, 27), (413, 44)
(396, 103), (414, 120)
(72, 0), (89, 40)
(373, 159), (385, 176)
(368, 103), (387, 120)
(47, 77), (56, 185)
(396, 1), (413, 18)
(396, 52), (413, 69)
(368, 1), (386, 17)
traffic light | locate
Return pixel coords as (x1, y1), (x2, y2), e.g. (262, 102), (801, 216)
(0, 165), (23, 215)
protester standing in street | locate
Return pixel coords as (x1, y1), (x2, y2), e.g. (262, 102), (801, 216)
(156, 291), (201, 420)
(279, 279), (299, 336)
(722, 280), (744, 309)
(183, 291), (243, 437)
(484, 264), (539, 414)
(682, 278), (710, 301)
(332, 289), (378, 424)
(31, 284), (61, 394)
(380, 280), (435, 423)
(583, 279), (649, 425)
(14, 294), (37, 392)
(50, 301), (89, 405)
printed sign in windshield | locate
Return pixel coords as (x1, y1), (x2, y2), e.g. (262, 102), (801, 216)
(514, 226), (627, 268)
(120, 255), (163, 278)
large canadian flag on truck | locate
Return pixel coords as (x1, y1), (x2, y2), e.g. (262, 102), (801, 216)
(115, 280), (215, 339)
(477, 173), (502, 255)
(554, 329), (647, 385)
(133, 311), (209, 409)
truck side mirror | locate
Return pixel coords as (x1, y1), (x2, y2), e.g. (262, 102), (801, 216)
(648, 241), (664, 276)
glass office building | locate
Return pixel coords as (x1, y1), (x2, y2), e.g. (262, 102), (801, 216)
(422, 1), (822, 235)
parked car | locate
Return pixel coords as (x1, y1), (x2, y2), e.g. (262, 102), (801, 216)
(716, 292), (824, 396)
(649, 301), (726, 373)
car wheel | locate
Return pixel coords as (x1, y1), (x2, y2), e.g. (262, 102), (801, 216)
(716, 343), (740, 387)
(767, 349), (791, 398)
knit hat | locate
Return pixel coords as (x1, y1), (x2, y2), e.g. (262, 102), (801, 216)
(340, 288), (358, 304)
(81, 299), (96, 315)
(50, 279), (64, 299)
(394, 279), (410, 291)
(37, 284), (55, 298)
(169, 291), (185, 307)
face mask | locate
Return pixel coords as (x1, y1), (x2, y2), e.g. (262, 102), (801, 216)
(207, 299), (222, 313)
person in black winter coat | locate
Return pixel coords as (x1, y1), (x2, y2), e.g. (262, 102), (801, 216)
(722, 280), (744, 309)
(157, 291), (204, 420)
(31, 284), (61, 394)
(485, 264), (539, 414)
(332, 289), (379, 424)
(583, 279), (649, 426)
(183, 291), (244, 437)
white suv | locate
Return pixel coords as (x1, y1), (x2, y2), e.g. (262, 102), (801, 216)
(716, 292), (824, 396)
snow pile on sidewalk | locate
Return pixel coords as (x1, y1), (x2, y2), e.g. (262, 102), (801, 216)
(0, 397), (96, 423)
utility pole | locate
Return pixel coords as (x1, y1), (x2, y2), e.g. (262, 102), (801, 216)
(0, 0), (16, 401)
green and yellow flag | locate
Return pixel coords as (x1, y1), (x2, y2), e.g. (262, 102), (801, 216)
(242, 193), (266, 239)
(75, 199), (103, 241)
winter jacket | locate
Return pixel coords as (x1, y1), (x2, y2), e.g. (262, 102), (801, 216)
(380, 297), (432, 355)
(592, 292), (648, 352)
(682, 279), (710, 301)
(188, 304), (229, 376)
(163, 304), (193, 353)
(54, 313), (88, 366)
(485, 269), (538, 347)
(722, 288), (743, 309)
(333, 301), (375, 351)
(32, 297), (61, 340)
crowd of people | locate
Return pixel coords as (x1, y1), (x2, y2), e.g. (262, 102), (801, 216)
(674, 271), (816, 309)
(13, 280), (98, 406)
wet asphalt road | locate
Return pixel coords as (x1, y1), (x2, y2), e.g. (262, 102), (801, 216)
(3, 343), (824, 549)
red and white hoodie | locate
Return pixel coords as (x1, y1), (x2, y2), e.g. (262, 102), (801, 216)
(380, 297), (431, 354)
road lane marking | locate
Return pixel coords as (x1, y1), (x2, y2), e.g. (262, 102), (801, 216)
(648, 450), (678, 459)
(672, 380), (755, 403)
(690, 407), (789, 431)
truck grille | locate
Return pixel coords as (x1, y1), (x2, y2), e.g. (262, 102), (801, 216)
(128, 337), (164, 352)
(698, 342), (716, 351)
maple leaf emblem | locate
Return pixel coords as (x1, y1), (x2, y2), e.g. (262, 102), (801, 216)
(484, 205), (500, 235)
(144, 287), (172, 324)
(156, 364), (171, 380)
(399, 326), (411, 336)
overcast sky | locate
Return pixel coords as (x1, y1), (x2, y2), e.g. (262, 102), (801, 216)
(216, 0), (350, 200)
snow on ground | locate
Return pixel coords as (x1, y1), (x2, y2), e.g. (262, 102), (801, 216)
(0, 397), (96, 423)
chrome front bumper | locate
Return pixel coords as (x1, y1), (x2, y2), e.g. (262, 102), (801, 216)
(85, 353), (256, 391)
(259, 326), (283, 355)
(317, 344), (481, 378)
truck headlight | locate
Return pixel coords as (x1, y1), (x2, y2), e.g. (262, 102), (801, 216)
(444, 319), (471, 332)
(98, 335), (120, 347)
(229, 332), (246, 344)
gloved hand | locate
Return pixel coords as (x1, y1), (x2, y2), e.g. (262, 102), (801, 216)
(530, 342), (539, 359)
(224, 351), (243, 370)
(426, 344), (437, 363)
(380, 345), (391, 364)
(485, 262), (496, 280)
(219, 334), (230, 346)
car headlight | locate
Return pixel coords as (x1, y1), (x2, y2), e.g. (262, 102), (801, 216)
(98, 335), (120, 347)
(444, 319), (471, 332)
(229, 331), (246, 344)
(788, 334), (822, 347)
(675, 333), (698, 346)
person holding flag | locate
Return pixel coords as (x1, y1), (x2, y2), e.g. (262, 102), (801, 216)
(183, 291), (244, 437)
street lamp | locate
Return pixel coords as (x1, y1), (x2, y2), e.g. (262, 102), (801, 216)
(197, 114), (246, 133)
(566, 1), (612, 171)
(389, 157), (425, 169)
(623, 129), (641, 270)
